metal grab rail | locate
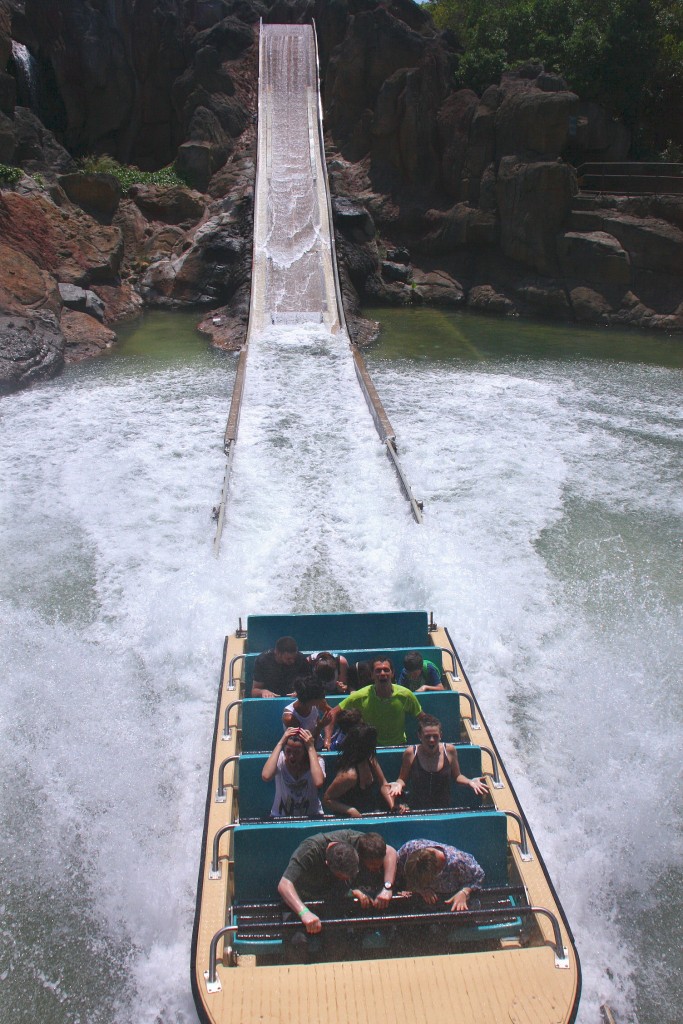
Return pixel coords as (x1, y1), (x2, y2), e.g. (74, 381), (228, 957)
(457, 690), (480, 729)
(228, 654), (245, 692)
(431, 646), (457, 676)
(478, 744), (504, 789)
(227, 901), (568, 966)
(209, 822), (238, 878)
(222, 699), (243, 741)
(205, 925), (238, 990)
(505, 809), (532, 861)
(216, 755), (239, 803)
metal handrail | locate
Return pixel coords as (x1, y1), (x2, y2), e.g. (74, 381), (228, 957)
(457, 690), (480, 729)
(205, 925), (239, 990)
(210, 822), (238, 878)
(505, 809), (532, 861)
(222, 699), (243, 741)
(478, 744), (503, 789)
(229, 902), (568, 965)
(432, 646), (457, 676)
(216, 755), (239, 803)
(228, 654), (245, 692)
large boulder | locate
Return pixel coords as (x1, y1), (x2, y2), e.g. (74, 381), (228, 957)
(57, 172), (122, 220)
(0, 309), (64, 394)
(128, 184), (206, 226)
(0, 190), (123, 285)
(496, 86), (579, 160)
(140, 206), (250, 307)
(557, 230), (631, 287)
(60, 308), (117, 360)
(0, 239), (61, 314)
(496, 157), (577, 275)
(569, 209), (683, 275)
(12, 107), (76, 173)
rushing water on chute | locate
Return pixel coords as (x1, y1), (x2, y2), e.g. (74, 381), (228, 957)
(0, 312), (681, 1024)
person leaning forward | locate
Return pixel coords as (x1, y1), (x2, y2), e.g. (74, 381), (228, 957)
(327, 657), (427, 746)
(251, 636), (310, 698)
(277, 830), (397, 934)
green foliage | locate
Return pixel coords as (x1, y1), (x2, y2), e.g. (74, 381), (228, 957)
(428, 0), (683, 148)
(0, 163), (23, 185)
(79, 155), (188, 189)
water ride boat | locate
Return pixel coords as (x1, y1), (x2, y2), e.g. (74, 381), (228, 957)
(191, 610), (581, 1019)
(191, 610), (581, 1023)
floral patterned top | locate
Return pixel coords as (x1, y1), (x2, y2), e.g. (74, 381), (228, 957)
(396, 840), (485, 894)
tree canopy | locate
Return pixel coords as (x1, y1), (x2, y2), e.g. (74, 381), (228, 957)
(427, 0), (683, 156)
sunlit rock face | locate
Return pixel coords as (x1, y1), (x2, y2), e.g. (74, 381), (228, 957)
(0, 0), (681, 392)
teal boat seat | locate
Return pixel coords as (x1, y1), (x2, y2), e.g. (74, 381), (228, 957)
(231, 811), (516, 954)
(237, 745), (484, 820)
(238, 690), (462, 752)
(237, 646), (448, 697)
(246, 611), (429, 654)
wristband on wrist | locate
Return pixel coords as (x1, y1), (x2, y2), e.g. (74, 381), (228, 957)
(297, 906), (309, 918)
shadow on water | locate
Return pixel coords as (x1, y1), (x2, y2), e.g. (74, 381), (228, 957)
(363, 306), (683, 367)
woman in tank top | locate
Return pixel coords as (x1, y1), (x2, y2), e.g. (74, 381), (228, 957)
(388, 715), (488, 811)
(323, 724), (394, 817)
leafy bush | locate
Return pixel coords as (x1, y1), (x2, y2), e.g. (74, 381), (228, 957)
(0, 164), (23, 185)
(79, 155), (188, 189)
(427, 0), (683, 151)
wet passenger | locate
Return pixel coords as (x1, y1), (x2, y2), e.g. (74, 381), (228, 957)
(328, 707), (363, 750)
(261, 727), (325, 818)
(323, 724), (394, 817)
(278, 830), (397, 934)
(397, 651), (444, 692)
(310, 651), (348, 694)
(396, 839), (485, 911)
(251, 636), (310, 698)
(328, 657), (427, 746)
(282, 676), (333, 750)
(388, 715), (488, 811)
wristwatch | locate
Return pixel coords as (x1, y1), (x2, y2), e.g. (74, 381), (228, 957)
(383, 881), (393, 890)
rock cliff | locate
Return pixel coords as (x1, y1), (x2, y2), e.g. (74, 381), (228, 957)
(1, 0), (681, 393)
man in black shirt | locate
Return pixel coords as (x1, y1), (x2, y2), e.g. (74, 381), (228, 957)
(252, 636), (310, 697)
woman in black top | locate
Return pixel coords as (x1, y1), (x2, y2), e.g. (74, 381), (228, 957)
(323, 725), (394, 817)
(388, 715), (488, 811)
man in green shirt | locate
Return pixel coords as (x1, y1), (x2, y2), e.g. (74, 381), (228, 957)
(328, 657), (427, 746)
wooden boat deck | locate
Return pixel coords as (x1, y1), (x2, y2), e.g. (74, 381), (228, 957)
(200, 946), (578, 1024)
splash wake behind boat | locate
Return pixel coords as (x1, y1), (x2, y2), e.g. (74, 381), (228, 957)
(191, 610), (581, 1024)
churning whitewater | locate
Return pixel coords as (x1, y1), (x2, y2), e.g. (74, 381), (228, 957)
(0, 323), (680, 1024)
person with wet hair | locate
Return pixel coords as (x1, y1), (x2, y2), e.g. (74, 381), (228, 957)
(282, 676), (333, 750)
(396, 839), (484, 911)
(310, 651), (348, 694)
(329, 707), (363, 750)
(278, 830), (397, 934)
(252, 636), (310, 698)
(397, 651), (444, 692)
(261, 726), (325, 818)
(388, 715), (488, 811)
(323, 724), (394, 817)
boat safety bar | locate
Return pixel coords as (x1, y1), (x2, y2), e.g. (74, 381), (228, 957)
(478, 745), (504, 788)
(222, 699), (243, 741)
(505, 810), (532, 861)
(238, 805), (498, 825)
(431, 646), (457, 676)
(209, 823), (238, 878)
(221, 902), (568, 968)
(216, 755), (239, 803)
(205, 925), (238, 991)
(228, 654), (245, 691)
(457, 690), (480, 729)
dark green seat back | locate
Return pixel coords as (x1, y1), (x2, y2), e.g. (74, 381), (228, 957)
(246, 611), (429, 654)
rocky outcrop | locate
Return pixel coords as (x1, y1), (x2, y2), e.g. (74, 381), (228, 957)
(0, 310), (64, 393)
(1, 0), (681, 394)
